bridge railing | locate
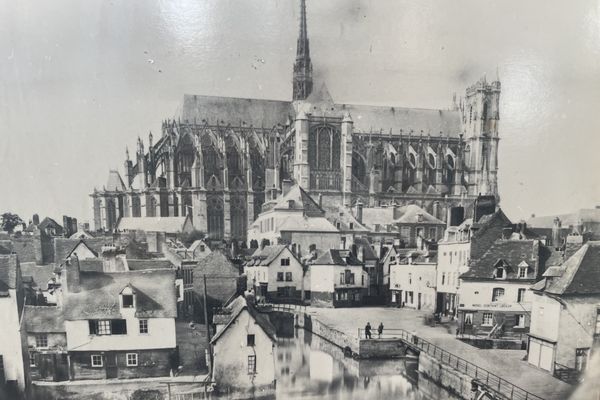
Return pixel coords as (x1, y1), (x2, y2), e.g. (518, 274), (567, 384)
(258, 303), (307, 314)
(357, 328), (543, 400)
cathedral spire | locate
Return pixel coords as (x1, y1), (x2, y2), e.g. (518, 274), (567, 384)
(293, 0), (313, 100)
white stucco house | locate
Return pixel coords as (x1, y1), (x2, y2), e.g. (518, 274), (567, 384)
(211, 296), (277, 392)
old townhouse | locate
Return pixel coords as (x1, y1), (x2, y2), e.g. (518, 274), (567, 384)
(247, 182), (341, 257)
(211, 296), (277, 392)
(356, 203), (445, 247)
(309, 249), (369, 308)
(0, 254), (29, 396)
(60, 256), (178, 380)
(352, 237), (383, 303)
(244, 245), (307, 302)
(458, 238), (544, 338)
(24, 305), (68, 382)
(527, 241), (599, 379)
(436, 206), (514, 317)
(389, 250), (437, 311)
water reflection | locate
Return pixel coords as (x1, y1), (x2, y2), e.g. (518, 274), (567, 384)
(273, 328), (421, 399)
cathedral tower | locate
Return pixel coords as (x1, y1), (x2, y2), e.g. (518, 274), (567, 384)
(292, 0), (313, 100)
(462, 75), (500, 197)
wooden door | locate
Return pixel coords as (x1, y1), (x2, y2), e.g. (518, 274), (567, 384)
(105, 353), (118, 379)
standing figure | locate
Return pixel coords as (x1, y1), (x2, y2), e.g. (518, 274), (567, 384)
(378, 322), (384, 338)
(365, 322), (372, 339)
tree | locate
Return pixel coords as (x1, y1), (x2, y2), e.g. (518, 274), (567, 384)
(1, 212), (23, 234)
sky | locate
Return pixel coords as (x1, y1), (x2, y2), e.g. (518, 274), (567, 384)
(1, 0), (600, 225)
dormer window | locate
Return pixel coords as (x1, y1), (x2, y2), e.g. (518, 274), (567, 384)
(120, 285), (136, 309)
(518, 261), (529, 279)
(495, 267), (505, 279)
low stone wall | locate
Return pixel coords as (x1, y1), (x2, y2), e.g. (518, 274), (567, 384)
(358, 339), (411, 359)
(418, 351), (473, 400)
(305, 315), (359, 354)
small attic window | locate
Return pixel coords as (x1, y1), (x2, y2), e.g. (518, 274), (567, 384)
(121, 286), (135, 308)
(494, 267), (505, 279)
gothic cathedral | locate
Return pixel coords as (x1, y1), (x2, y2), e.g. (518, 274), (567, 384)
(91, 0), (500, 241)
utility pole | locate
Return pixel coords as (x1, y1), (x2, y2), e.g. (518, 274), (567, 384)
(202, 274), (212, 375)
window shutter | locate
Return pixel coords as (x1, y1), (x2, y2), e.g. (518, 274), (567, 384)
(88, 320), (97, 335)
(111, 319), (128, 334)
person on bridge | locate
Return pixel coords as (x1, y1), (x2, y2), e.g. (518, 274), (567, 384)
(378, 322), (384, 338)
(365, 322), (372, 339)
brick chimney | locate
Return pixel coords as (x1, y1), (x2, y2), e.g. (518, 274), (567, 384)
(355, 201), (363, 224)
(65, 254), (81, 293)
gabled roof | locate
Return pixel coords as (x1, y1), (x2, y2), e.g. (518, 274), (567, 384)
(394, 204), (445, 225)
(194, 251), (240, 276)
(328, 206), (370, 233)
(67, 240), (99, 259)
(247, 245), (292, 267)
(63, 269), (177, 320)
(188, 239), (209, 253)
(54, 237), (107, 263)
(461, 239), (541, 280)
(38, 217), (63, 235)
(534, 241), (600, 295)
(313, 249), (363, 266)
(353, 237), (378, 260)
(272, 185), (324, 215)
(24, 306), (65, 333)
(117, 216), (191, 234)
(0, 254), (19, 295)
(210, 296), (276, 344)
(106, 170), (127, 192)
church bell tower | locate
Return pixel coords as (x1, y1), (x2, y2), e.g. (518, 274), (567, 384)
(292, 0), (313, 100)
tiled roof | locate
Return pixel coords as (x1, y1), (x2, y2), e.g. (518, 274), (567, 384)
(0, 254), (19, 295)
(20, 263), (55, 290)
(210, 296), (276, 344)
(536, 241), (600, 295)
(461, 239), (541, 280)
(127, 259), (174, 271)
(63, 269), (177, 320)
(328, 206), (370, 233)
(361, 208), (395, 227)
(195, 251), (240, 276)
(24, 306), (65, 333)
(117, 216), (189, 233)
(313, 249), (362, 266)
(272, 185), (324, 215)
(247, 245), (288, 266)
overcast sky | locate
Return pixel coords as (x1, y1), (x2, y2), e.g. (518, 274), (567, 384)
(1, 0), (600, 225)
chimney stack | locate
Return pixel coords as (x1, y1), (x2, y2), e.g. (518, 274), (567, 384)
(65, 254), (81, 293)
(355, 201), (364, 224)
(32, 214), (40, 226)
(552, 217), (562, 248)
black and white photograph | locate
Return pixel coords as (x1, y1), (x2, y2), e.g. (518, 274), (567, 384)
(1, 0), (600, 399)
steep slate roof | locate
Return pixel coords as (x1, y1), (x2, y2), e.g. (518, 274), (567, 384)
(210, 296), (276, 344)
(195, 251), (240, 276)
(24, 306), (65, 333)
(20, 263), (55, 290)
(329, 206), (370, 233)
(181, 94), (292, 128)
(461, 239), (541, 280)
(117, 216), (189, 233)
(362, 208), (395, 227)
(64, 269), (177, 320)
(534, 242), (600, 295)
(0, 254), (19, 295)
(394, 204), (445, 225)
(105, 170), (127, 192)
(313, 249), (363, 266)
